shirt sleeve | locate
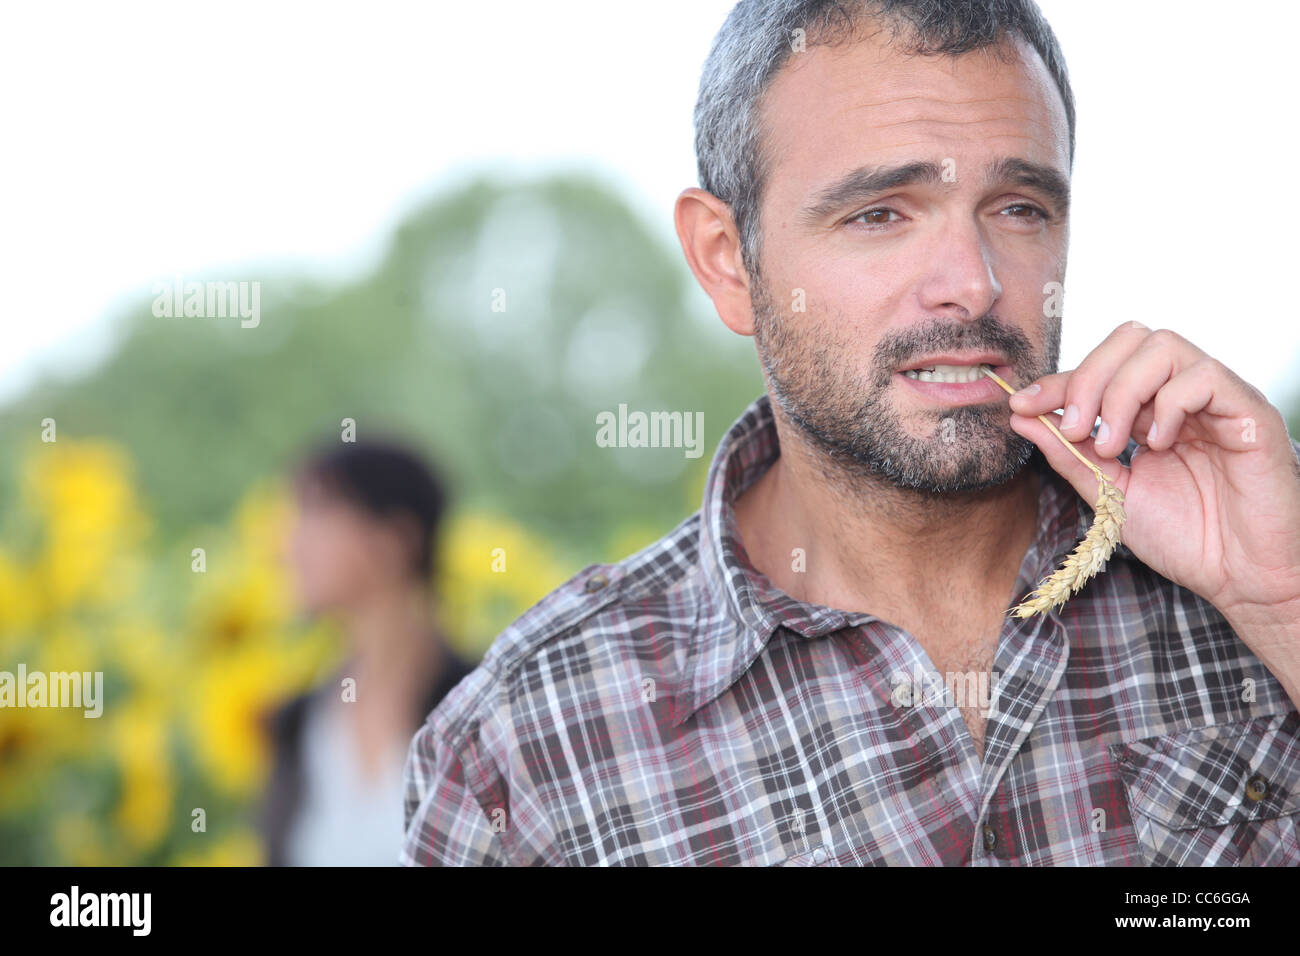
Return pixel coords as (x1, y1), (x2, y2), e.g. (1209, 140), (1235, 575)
(400, 719), (513, 866)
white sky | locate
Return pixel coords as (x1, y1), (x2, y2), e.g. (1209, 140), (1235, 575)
(3, 0), (1298, 412)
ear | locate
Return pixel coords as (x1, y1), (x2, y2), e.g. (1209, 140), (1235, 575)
(673, 187), (757, 336)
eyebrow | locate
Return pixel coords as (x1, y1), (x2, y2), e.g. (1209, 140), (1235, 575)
(798, 157), (1070, 225)
(986, 156), (1071, 215)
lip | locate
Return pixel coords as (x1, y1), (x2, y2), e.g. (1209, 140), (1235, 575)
(893, 363), (1017, 406)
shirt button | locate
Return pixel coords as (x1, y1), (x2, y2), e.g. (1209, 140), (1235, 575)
(811, 846), (829, 864)
(982, 824), (997, 853)
(1245, 774), (1269, 801)
(584, 572), (609, 593)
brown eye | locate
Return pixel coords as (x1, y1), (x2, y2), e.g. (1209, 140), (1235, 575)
(1002, 204), (1047, 220)
(849, 208), (901, 227)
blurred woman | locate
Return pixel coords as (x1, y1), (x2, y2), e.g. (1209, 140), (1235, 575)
(260, 438), (475, 866)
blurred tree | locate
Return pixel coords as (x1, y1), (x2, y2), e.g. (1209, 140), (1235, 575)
(0, 174), (764, 561)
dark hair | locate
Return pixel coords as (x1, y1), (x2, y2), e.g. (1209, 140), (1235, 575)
(294, 438), (448, 580)
(695, 0), (1075, 279)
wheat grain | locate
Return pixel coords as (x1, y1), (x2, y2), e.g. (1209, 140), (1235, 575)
(981, 367), (1128, 618)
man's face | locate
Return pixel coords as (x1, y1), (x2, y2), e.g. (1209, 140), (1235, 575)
(750, 25), (1069, 494)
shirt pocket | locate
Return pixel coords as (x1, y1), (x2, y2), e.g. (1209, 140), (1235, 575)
(1109, 710), (1300, 866)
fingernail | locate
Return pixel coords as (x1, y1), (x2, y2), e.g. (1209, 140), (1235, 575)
(1013, 383), (1041, 398)
(1062, 404), (1078, 429)
(1129, 320), (1148, 330)
(1096, 419), (1110, 444)
(1146, 421), (1158, 443)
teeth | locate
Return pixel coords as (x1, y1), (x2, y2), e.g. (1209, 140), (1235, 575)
(902, 363), (994, 384)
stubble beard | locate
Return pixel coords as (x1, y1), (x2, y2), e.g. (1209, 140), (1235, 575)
(750, 274), (1061, 498)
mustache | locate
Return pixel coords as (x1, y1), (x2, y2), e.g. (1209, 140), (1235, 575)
(873, 316), (1034, 381)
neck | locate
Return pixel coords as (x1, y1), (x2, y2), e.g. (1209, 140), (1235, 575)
(733, 406), (1040, 627)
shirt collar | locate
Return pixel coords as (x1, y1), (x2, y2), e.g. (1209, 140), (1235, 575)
(674, 392), (1136, 727)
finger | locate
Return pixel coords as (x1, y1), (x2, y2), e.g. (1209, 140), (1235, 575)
(1094, 332), (1203, 458)
(1007, 320), (1153, 432)
(1147, 358), (1275, 452)
(1067, 327), (1212, 449)
(1010, 370), (1156, 453)
(1041, 320), (1153, 442)
(1129, 403), (1157, 444)
(1009, 408), (1129, 503)
(1008, 369), (1070, 415)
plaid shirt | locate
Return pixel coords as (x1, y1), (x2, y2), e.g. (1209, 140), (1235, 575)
(402, 394), (1300, 866)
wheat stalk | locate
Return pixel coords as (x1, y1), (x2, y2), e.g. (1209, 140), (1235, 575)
(981, 367), (1127, 618)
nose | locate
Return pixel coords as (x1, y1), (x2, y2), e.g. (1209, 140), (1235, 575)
(915, 215), (1002, 321)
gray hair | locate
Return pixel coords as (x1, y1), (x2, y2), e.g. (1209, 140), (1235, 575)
(693, 0), (1076, 279)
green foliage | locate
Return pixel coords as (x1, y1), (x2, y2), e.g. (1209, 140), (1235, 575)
(0, 173), (764, 561)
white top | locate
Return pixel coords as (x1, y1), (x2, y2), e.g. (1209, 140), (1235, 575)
(283, 693), (411, 867)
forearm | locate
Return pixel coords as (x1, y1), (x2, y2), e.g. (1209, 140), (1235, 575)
(1221, 598), (1300, 712)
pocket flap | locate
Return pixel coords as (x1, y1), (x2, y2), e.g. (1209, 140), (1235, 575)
(1109, 711), (1300, 830)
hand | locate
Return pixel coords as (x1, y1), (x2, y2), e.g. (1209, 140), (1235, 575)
(1005, 322), (1300, 652)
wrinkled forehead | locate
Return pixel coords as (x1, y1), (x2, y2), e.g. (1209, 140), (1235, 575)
(755, 25), (1070, 204)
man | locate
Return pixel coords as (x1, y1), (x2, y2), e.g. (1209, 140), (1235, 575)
(402, 0), (1300, 865)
